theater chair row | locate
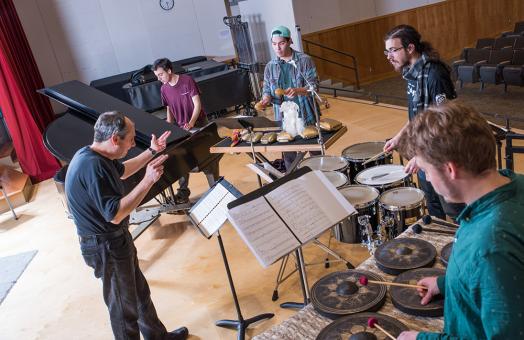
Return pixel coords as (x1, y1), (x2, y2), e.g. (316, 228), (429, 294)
(453, 48), (524, 91)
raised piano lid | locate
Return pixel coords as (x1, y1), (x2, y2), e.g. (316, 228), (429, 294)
(39, 80), (189, 146)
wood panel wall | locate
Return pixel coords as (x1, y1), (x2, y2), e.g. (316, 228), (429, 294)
(302, 0), (524, 86)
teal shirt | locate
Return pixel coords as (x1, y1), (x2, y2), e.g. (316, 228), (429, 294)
(418, 170), (524, 340)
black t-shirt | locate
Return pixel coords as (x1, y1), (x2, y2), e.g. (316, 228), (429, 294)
(65, 146), (127, 236)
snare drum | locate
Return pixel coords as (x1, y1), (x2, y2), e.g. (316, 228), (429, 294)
(298, 155), (349, 175)
(378, 187), (426, 241)
(342, 142), (393, 182)
(355, 164), (412, 193)
(323, 171), (349, 189)
(335, 185), (380, 243)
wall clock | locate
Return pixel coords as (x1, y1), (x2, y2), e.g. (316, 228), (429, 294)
(159, 0), (174, 11)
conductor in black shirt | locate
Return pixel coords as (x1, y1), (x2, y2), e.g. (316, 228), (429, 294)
(65, 111), (188, 340)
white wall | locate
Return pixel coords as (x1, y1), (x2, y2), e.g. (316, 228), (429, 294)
(237, 0), (298, 63)
(292, 0), (445, 34)
(14, 0), (234, 86)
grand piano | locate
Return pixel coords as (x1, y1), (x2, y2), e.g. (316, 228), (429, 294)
(41, 80), (223, 236)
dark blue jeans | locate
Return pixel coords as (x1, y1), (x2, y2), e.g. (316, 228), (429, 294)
(80, 229), (168, 340)
(417, 171), (465, 220)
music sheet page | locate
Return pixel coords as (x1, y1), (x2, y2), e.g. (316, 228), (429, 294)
(265, 170), (356, 243)
(227, 196), (300, 268)
(190, 183), (237, 237)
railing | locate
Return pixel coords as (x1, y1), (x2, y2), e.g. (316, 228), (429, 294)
(318, 84), (405, 104)
(303, 38), (360, 90)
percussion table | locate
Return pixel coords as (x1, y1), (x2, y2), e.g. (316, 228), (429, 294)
(210, 126), (347, 155)
(253, 217), (453, 340)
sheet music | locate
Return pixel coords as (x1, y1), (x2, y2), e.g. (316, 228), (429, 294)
(304, 171), (356, 224)
(265, 179), (332, 242)
(227, 196), (300, 268)
(189, 182), (237, 237)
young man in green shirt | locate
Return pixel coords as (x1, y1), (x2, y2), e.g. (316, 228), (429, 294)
(396, 102), (524, 340)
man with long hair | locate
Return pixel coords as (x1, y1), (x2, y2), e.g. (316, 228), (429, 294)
(382, 25), (465, 220)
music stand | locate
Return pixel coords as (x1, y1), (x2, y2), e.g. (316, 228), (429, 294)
(187, 178), (274, 340)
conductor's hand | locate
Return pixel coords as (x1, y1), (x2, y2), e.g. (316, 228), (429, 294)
(150, 131), (171, 153)
(404, 157), (419, 174)
(397, 331), (419, 340)
(144, 154), (168, 185)
(418, 276), (440, 305)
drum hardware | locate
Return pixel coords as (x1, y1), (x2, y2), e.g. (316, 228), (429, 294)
(412, 223), (456, 235)
(377, 215), (396, 244)
(367, 317), (396, 340)
(315, 312), (408, 340)
(422, 214), (459, 229)
(358, 215), (379, 254)
(390, 268), (445, 317)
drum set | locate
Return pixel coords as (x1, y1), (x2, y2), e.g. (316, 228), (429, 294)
(298, 141), (427, 254)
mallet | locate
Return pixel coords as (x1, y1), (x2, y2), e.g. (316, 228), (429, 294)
(367, 317), (396, 340)
(359, 275), (426, 290)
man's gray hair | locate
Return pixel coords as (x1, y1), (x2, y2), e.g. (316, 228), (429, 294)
(93, 111), (129, 142)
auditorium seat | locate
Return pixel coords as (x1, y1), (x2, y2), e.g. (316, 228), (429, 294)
(501, 21), (524, 37)
(514, 36), (524, 50)
(476, 38), (495, 49)
(493, 37), (517, 50)
(479, 48), (514, 90)
(456, 48), (491, 88)
(502, 50), (524, 91)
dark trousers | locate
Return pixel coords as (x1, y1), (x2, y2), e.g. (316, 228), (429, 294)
(417, 171), (465, 220)
(175, 117), (210, 200)
(80, 229), (168, 340)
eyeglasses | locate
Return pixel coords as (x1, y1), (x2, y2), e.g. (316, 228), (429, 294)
(383, 47), (404, 56)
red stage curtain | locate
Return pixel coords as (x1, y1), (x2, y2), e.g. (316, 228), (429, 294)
(0, 0), (60, 182)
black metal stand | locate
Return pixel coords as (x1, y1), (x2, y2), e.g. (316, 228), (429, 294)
(279, 247), (310, 310)
(215, 230), (274, 340)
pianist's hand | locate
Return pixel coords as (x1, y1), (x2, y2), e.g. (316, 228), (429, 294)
(145, 154), (168, 184)
(150, 131), (171, 153)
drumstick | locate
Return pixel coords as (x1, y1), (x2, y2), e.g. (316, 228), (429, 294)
(359, 275), (427, 290)
(362, 150), (390, 166)
(422, 215), (459, 229)
(367, 318), (396, 340)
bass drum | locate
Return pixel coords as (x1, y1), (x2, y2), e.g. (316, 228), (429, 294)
(341, 141), (393, 182)
(335, 185), (380, 243)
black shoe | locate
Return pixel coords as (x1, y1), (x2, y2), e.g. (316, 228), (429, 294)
(167, 326), (189, 340)
(174, 195), (190, 205)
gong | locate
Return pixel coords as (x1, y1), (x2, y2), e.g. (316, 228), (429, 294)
(440, 242), (453, 266)
(390, 267), (445, 317)
(316, 312), (408, 340)
(311, 270), (387, 319)
(374, 238), (436, 275)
